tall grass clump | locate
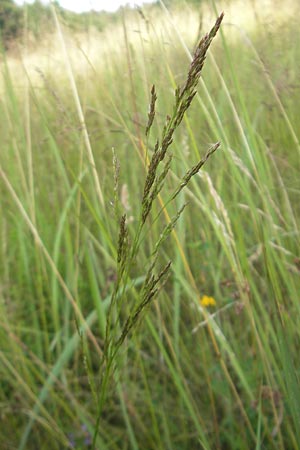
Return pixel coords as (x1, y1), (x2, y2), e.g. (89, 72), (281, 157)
(0, 1), (300, 449)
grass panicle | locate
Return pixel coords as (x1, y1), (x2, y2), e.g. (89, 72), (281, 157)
(92, 13), (224, 448)
(141, 13), (224, 227)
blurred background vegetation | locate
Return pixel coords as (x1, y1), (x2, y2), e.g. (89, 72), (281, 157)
(1, 0), (236, 48)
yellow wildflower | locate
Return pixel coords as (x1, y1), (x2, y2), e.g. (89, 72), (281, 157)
(200, 295), (216, 307)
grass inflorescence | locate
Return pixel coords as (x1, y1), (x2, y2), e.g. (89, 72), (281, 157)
(92, 13), (223, 447)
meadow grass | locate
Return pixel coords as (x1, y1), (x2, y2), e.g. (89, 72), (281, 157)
(0, 1), (300, 449)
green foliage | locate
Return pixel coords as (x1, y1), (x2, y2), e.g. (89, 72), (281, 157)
(0, 0), (123, 48)
(0, 0), (22, 47)
(0, 1), (299, 449)
(25, 0), (53, 37)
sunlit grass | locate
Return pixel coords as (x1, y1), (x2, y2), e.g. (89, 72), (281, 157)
(0, 0), (299, 449)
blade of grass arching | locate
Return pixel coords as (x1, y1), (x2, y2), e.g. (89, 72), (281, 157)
(18, 276), (144, 449)
(1, 319), (84, 424)
(0, 352), (70, 449)
(51, 4), (105, 210)
(0, 164), (102, 356)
